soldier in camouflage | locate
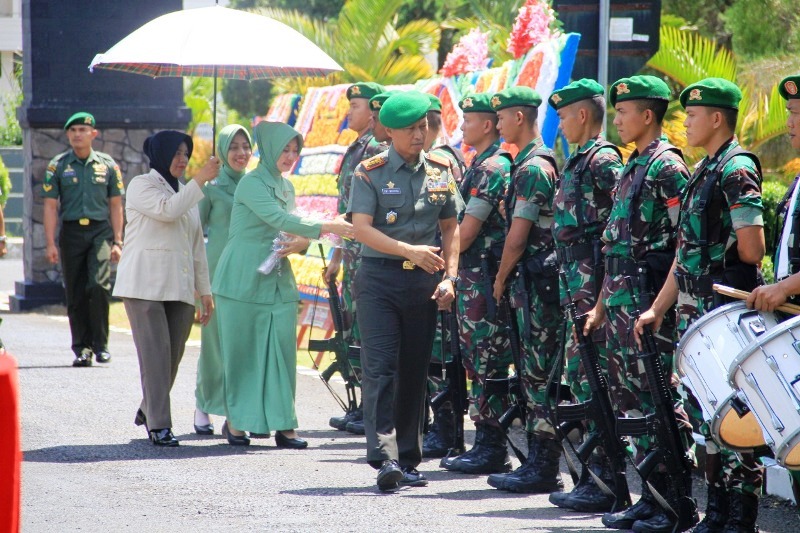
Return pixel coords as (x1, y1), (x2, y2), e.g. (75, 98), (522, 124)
(581, 76), (696, 533)
(636, 78), (765, 533)
(545, 79), (624, 513)
(326, 82), (387, 434)
(437, 93), (513, 475)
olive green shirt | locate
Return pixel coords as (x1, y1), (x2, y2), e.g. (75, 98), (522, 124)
(349, 146), (459, 260)
(41, 149), (124, 220)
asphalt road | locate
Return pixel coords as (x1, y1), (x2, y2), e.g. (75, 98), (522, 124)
(1, 257), (798, 531)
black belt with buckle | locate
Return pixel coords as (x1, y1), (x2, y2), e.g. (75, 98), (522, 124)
(361, 257), (417, 270)
(555, 242), (593, 264)
(63, 218), (105, 227)
(674, 271), (715, 297)
(605, 256), (647, 277)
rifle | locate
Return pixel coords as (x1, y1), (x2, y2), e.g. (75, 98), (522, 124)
(433, 303), (468, 460)
(616, 276), (698, 527)
(554, 270), (632, 512)
(307, 244), (360, 413)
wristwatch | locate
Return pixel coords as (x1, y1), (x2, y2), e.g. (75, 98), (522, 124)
(443, 275), (460, 285)
(113, 241), (124, 247)
(0, 235), (6, 243)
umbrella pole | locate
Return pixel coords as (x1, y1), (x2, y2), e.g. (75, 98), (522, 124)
(212, 66), (217, 156)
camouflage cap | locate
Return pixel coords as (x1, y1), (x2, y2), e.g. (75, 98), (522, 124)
(369, 91), (398, 112)
(347, 82), (386, 101)
(610, 75), (671, 107)
(779, 75), (800, 100)
(379, 91), (431, 129)
(548, 79), (604, 110)
(491, 86), (542, 111)
(459, 93), (495, 114)
(679, 77), (742, 110)
(64, 112), (96, 130)
(427, 93), (443, 113)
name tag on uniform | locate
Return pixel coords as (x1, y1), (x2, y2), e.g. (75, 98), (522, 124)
(382, 180), (401, 195)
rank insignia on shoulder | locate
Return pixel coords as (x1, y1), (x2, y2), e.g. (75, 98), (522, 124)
(43, 184), (53, 192)
(448, 177), (456, 194)
(364, 155), (388, 170)
(386, 210), (398, 224)
(426, 152), (451, 168)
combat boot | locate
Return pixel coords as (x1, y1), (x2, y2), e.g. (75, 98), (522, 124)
(549, 456), (618, 512)
(345, 418), (365, 435)
(423, 404), (456, 458)
(440, 423), (511, 475)
(630, 473), (698, 533)
(329, 404), (362, 431)
(487, 433), (563, 493)
(693, 484), (729, 533)
(721, 491), (758, 533)
(603, 475), (659, 529)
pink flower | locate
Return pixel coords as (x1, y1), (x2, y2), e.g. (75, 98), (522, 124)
(440, 28), (490, 77)
(507, 0), (556, 59)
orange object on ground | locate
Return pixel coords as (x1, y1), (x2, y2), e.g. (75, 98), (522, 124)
(0, 354), (21, 533)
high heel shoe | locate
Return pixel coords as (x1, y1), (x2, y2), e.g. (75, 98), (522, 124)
(275, 431), (308, 449)
(222, 420), (250, 446)
(149, 428), (179, 447)
(194, 410), (214, 435)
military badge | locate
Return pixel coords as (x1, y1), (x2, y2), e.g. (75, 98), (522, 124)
(689, 88), (703, 101)
(551, 94), (562, 104)
(42, 184), (53, 192)
(490, 96), (502, 109)
(94, 176), (106, 184)
(73, 178), (78, 183)
(350, 85), (361, 96)
(94, 164), (107, 175)
(462, 97), (474, 108)
(371, 100), (381, 110)
(447, 177), (456, 194)
(84, 116), (93, 124)
(786, 81), (799, 96)
(616, 83), (630, 95)
(386, 210), (397, 224)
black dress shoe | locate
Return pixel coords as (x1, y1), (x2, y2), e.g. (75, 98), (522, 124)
(94, 350), (111, 363)
(194, 423), (214, 435)
(376, 459), (403, 492)
(345, 419), (365, 435)
(222, 420), (250, 446)
(72, 349), (93, 367)
(400, 466), (428, 487)
(149, 428), (179, 447)
(249, 432), (271, 438)
(275, 431), (308, 449)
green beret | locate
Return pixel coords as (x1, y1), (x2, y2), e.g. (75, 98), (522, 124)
(64, 112), (95, 130)
(679, 78), (742, 110)
(548, 79), (604, 109)
(779, 75), (800, 100)
(427, 93), (442, 113)
(490, 86), (542, 111)
(347, 82), (386, 101)
(610, 75), (671, 107)
(459, 93), (495, 114)
(379, 91), (431, 129)
(369, 91), (398, 112)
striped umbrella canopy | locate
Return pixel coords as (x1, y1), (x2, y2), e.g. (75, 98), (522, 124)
(89, 5), (342, 80)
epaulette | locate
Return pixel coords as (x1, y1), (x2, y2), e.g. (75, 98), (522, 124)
(95, 151), (118, 164)
(426, 151), (452, 168)
(48, 151), (70, 166)
(363, 154), (389, 171)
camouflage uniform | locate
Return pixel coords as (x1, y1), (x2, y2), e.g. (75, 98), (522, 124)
(506, 139), (562, 436)
(336, 131), (385, 374)
(455, 141), (512, 423)
(674, 138), (764, 496)
(552, 135), (622, 402)
(599, 136), (692, 464)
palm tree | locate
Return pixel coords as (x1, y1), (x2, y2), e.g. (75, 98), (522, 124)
(443, 0), (526, 66)
(251, 0), (440, 93)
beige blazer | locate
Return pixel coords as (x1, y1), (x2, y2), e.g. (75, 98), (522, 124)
(113, 169), (211, 305)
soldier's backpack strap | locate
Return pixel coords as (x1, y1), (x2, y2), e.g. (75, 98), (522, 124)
(697, 146), (762, 272)
(625, 142), (683, 230)
(504, 146), (557, 231)
(571, 140), (622, 234)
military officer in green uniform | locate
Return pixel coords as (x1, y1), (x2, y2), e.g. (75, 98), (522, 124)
(637, 78), (765, 533)
(325, 82), (386, 433)
(580, 76), (697, 532)
(438, 92), (514, 476)
(546, 79), (625, 513)
(42, 112), (124, 367)
(349, 91), (460, 492)
(484, 87), (565, 494)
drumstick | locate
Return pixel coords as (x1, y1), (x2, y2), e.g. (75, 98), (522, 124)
(712, 284), (800, 316)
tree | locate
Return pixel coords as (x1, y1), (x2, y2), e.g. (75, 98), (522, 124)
(723, 0), (800, 59)
(444, 0), (526, 66)
(222, 79), (274, 118)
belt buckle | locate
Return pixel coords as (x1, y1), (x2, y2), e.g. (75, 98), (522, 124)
(402, 260), (416, 270)
(78, 218), (90, 226)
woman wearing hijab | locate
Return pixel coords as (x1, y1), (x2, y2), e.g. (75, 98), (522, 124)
(113, 130), (220, 446)
(213, 121), (353, 447)
(193, 125), (253, 436)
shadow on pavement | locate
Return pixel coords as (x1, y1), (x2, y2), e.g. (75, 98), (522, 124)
(280, 486), (380, 497)
(23, 441), (274, 463)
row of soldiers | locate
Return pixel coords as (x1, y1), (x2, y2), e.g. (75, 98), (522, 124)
(323, 72), (790, 532)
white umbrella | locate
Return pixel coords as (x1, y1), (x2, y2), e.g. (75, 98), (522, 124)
(89, 4), (342, 147)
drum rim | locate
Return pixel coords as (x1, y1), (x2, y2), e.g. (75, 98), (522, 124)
(710, 397), (766, 452)
(776, 429), (800, 469)
(727, 312), (800, 383)
(677, 301), (750, 352)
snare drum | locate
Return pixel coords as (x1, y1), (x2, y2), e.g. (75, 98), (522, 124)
(677, 302), (778, 451)
(730, 314), (800, 469)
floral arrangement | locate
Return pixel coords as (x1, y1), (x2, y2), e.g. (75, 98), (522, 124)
(440, 28), (490, 77)
(290, 174), (339, 197)
(265, 93), (301, 126)
(294, 195), (338, 216)
(295, 153), (343, 176)
(507, 0), (557, 60)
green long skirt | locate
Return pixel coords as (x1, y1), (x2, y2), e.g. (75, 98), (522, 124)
(215, 294), (299, 433)
(195, 309), (226, 416)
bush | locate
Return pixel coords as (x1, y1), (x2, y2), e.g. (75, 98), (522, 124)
(0, 154), (11, 207)
(762, 177), (785, 257)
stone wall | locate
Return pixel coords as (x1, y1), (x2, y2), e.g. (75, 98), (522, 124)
(22, 127), (157, 283)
